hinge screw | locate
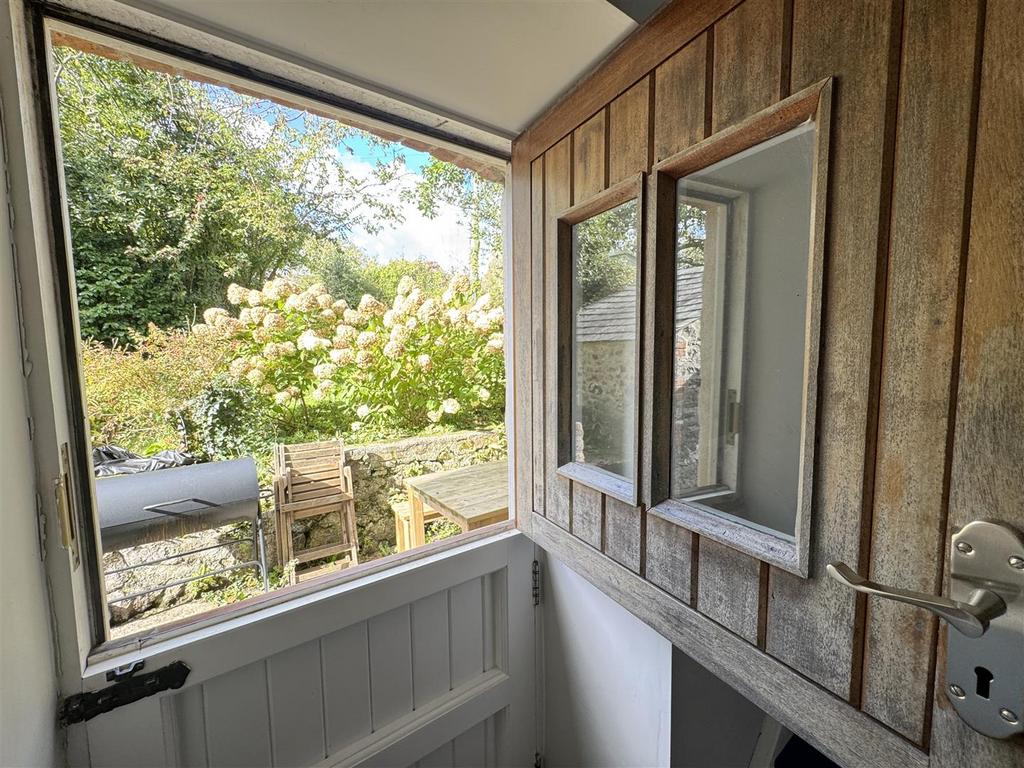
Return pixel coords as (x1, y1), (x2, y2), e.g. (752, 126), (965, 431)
(999, 708), (1019, 724)
(948, 683), (966, 699)
(955, 541), (974, 554)
(1008, 555), (1024, 570)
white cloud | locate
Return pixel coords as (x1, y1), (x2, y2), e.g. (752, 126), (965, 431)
(335, 153), (472, 272)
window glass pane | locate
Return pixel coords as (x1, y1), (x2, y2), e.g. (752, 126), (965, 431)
(670, 124), (815, 537)
(571, 199), (639, 479)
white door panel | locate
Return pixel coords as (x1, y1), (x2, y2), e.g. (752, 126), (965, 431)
(84, 531), (535, 768)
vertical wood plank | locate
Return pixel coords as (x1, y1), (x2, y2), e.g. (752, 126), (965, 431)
(608, 78), (652, 184)
(368, 606), (415, 730)
(203, 662), (273, 768)
(695, 0), (784, 649)
(544, 137), (572, 528)
(604, 497), (642, 573)
(862, 0), (982, 744)
(572, 111), (607, 201)
(267, 641), (326, 767)
(930, 2), (1024, 764)
(449, 578), (485, 688)
(653, 34), (709, 163)
(512, 142), (534, 534)
(323, 621), (372, 753)
(571, 482), (603, 549)
(169, 686), (208, 768)
(412, 590), (452, 707)
(697, 539), (762, 643)
(452, 720), (487, 768)
(531, 157), (546, 516)
(711, 0), (785, 132)
(767, 0), (903, 699)
(646, 511), (697, 605)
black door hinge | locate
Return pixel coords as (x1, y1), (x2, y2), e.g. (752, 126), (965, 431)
(58, 661), (190, 725)
(532, 559), (542, 606)
(534, 751), (544, 768)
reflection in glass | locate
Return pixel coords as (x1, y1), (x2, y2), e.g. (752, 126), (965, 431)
(571, 199), (639, 479)
(670, 123), (815, 537)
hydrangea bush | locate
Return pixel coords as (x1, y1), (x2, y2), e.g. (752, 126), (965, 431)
(191, 275), (505, 435)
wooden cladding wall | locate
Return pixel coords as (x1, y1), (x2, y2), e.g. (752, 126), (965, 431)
(511, 0), (1022, 763)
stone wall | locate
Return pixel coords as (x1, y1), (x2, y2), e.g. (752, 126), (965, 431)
(104, 429), (505, 627)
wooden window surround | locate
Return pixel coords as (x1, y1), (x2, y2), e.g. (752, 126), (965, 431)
(644, 78), (832, 577)
(554, 173), (646, 506)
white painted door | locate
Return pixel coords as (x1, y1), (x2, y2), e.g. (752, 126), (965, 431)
(80, 531), (536, 768)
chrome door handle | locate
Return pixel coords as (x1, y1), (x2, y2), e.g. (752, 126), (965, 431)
(826, 562), (1005, 638)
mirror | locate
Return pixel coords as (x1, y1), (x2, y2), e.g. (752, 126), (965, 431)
(669, 123), (816, 539)
(569, 197), (640, 483)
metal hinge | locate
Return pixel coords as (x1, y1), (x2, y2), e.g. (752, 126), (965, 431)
(725, 389), (741, 445)
(532, 560), (542, 606)
(58, 661), (190, 726)
(54, 443), (79, 569)
(534, 752), (544, 768)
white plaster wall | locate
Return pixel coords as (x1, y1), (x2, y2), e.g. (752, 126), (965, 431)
(0, 57), (61, 768)
(542, 553), (672, 768)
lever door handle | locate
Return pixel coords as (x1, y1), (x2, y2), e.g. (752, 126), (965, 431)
(826, 562), (1005, 638)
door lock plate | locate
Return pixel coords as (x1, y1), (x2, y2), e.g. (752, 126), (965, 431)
(947, 520), (1024, 738)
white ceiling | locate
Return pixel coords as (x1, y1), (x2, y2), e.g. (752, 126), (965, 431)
(127, 0), (641, 138)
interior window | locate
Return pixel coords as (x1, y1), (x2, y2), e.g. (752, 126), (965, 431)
(570, 199), (639, 480)
(670, 124), (816, 538)
(50, 32), (509, 641)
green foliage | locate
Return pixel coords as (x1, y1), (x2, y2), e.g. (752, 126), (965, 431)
(361, 258), (453, 300)
(180, 378), (277, 461)
(301, 237), (381, 305)
(193, 274), (505, 437)
(81, 325), (235, 454)
(677, 202), (707, 267)
(415, 158), (503, 291)
(575, 199), (640, 306)
(53, 46), (407, 342)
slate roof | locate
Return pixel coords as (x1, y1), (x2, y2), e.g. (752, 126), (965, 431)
(576, 265), (703, 343)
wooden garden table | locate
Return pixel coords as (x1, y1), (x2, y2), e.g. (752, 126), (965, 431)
(397, 460), (509, 551)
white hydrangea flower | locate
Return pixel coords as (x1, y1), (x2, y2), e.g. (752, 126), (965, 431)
(248, 306), (269, 325)
(262, 342), (280, 359)
(262, 312), (286, 330)
(343, 308), (368, 326)
(404, 288), (424, 312)
(287, 386), (301, 397)
(320, 308), (336, 321)
(442, 288), (456, 306)
(473, 293), (491, 312)
(358, 294), (387, 316)
(356, 350), (374, 368)
(427, 409), (442, 423)
(473, 314), (492, 333)
(246, 368), (266, 386)
(486, 307), (504, 326)
(226, 283), (247, 305)
(441, 398), (461, 415)
(396, 276), (415, 296)
(405, 316), (418, 330)
(417, 354), (432, 371)
(332, 299), (349, 313)
(318, 379), (336, 391)
(486, 334), (504, 353)
(246, 289), (264, 306)
(356, 331), (378, 349)
(383, 341), (404, 359)
(334, 324), (358, 344)
(446, 308), (464, 325)
(389, 324), (410, 344)
(229, 357), (250, 378)
(477, 387), (491, 401)
(316, 293), (334, 309)
(217, 317), (243, 335)
(350, 421), (364, 432)
(307, 282), (327, 296)
(417, 298), (441, 323)
(261, 383), (276, 395)
(330, 348), (355, 365)
(274, 391), (293, 406)
(203, 307), (229, 325)
(298, 329), (329, 351)
(382, 310), (396, 328)
(313, 362), (337, 379)
(449, 274), (470, 294)
(191, 323), (211, 336)
(356, 404), (371, 419)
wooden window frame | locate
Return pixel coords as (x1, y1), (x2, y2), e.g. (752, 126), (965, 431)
(554, 173), (646, 506)
(644, 78), (832, 577)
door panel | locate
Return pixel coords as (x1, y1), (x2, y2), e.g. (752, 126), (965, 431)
(84, 532), (535, 768)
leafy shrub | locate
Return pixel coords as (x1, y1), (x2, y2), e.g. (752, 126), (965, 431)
(81, 325), (235, 454)
(190, 275), (505, 436)
(181, 377), (277, 461)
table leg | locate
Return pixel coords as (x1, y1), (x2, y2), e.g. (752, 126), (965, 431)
(409, 489), (427, 549)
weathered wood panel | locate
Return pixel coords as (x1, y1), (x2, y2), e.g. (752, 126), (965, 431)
(861, 0), (982, 744)
(604, 497), (642, 573)
(543, 138), (573, 528)
(929, 2), (1024, 764)
(571, 482), (603, 550)
(711, 0), (784, 132)
(531, 157), (546, 516)
(646, 509), (697, 605)
(511, 141), (534, 535)
(694, 0), (783, 649)
(653, 34), (709, 163)
(766, 0), (902, 699)
(608, 78), (652, 183)
(572, 110), (607, 201)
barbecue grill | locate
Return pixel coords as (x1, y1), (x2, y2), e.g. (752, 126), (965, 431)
(95, 457), (269, 606)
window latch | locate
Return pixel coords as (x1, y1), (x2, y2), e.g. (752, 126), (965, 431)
(58, 661), (190, 726)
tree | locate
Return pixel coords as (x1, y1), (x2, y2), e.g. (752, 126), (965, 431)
(53, 46), (407, 342)
(574, 200), (641, 306)
(414, 159), (503, 290)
